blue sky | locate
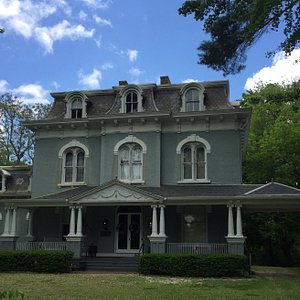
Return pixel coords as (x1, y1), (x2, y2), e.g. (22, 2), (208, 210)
(0, 0), (299, 104)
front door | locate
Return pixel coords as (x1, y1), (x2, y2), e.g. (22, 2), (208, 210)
(117, 213), (141, 253)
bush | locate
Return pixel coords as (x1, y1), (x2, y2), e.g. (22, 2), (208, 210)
(0, 250), (73, 273)
(139, 254), (248, 277)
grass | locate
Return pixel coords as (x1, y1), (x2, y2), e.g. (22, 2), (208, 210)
(0, 267), (299, 299)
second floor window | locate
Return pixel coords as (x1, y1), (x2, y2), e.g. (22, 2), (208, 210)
(182, 143), (206, 181)
(71, 98), (83, 119)
(119, 143), (142, 182)
(125, 92), (138, 113)
(64, 148), (85, 183)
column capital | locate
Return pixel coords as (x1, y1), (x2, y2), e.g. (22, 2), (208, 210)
(227, 202), (234, 208)
(158, 204), (165, 209)
(235, 202), (242, 208)
(151, 204), (158, 209)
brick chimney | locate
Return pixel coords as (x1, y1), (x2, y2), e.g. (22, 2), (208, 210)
(160, 76), (171, 85)
(119, 80), (128, 86)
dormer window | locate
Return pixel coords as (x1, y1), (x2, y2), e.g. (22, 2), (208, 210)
(125, 92), (138, 113)
(119, 85), (143, 113)
(180, 83), (205, 112)
(71, 98), (83, 119)
(65, 92), (88, 119)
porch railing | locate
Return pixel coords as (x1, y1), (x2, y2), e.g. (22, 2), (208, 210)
(166, 243), (228, 254)
(16, 242), (67, 251)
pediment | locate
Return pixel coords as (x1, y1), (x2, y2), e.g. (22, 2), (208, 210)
(73, 183), (159, 204)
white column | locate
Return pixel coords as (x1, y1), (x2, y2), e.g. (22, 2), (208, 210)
(10, 208), (17, 236)
(158, 205), (166, 237)
(68, 206), (76, 236)
(76, 206), (83, 236)
(151, 205), (158, 236)
(236, 204), (243, 237)
(2, 208), (11, 236)
(26, 211), (33, 237)
(227, 204), (234, 237)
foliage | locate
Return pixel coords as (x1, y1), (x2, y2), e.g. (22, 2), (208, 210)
(0, 94), (51, 165)
(0, 250), (73, 273)
(179, 1), (300, 75)
(244, 212), (300, 266)
(139, 254), (248, 277)
(242, 82), (300, 187)
(0, 28), (4, 34)
(0, 291), (24, 300)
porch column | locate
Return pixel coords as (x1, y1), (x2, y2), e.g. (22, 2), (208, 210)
(236, 203), (243, 237)
(158, 205), (166, 237)
(76, 206), (83, 237)
(68, 206), (76, 236)
(150, 205), (158, 236)
(26, 211), (33, 238)
(10, 208), (17, 236)
(227, 203), (234, 237)
(2, 208), (11, 236)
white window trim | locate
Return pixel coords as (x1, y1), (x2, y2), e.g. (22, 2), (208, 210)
(114, 135), (146, 183)
(119, 85), (143, 113)
(58, 140), (89, 186)
(65, 92), (88, 119)
(0, 169), (10, 193)
(180, 82), (205, 112)
(177, 134), (211, 183)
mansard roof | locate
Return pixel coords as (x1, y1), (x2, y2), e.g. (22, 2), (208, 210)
(46, 80), (233, 120)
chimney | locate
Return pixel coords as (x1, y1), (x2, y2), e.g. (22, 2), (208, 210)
(160, 76), (171, 85)
(119, 80), (128, 86)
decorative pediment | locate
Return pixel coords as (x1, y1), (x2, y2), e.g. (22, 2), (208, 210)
(73, 183), (158, 204)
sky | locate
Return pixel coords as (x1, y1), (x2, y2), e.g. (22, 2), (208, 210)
(0, 0), (299, 105)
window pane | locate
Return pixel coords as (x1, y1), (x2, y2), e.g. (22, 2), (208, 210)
(65, 152), (73, 166)
(71, 98), (82, 109)
(132, 163), (142, 179)
(132, 102), (138, 112)
(76, 167), (84, 182)
(197, 147), (204, 162)
(196, 147), (205, 179)
(183, 147), (192, 162)
(77, 152), (84, 167)
(65, 167), (73, 182)
(183, 163), (192, 179)
(120, 147), (130, 179)
(132, 92), (138, 103)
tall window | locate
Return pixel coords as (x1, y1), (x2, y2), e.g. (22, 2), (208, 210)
(125, 92), (138, 113)
(185, 89), (200, 112)
(71, 98), (83, 119)
(63, 148), (85, 183)
(119, 143), (142, 182)
(182, 142), (206, 181)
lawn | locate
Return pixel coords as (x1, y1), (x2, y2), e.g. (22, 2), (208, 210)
(0, 267), (300, 300)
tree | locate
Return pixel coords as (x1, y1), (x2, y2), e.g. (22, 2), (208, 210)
(242, 81), (300, 187)
(0, 94), (51, 165)
(179, 1), (300, 75)
(0, 28), (4, 34)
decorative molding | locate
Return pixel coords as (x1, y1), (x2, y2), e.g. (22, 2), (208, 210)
(113, 135), (147, 155)
(176, 134), (211, 154)
(58, 140), (89, 158)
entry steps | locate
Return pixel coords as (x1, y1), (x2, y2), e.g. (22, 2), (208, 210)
(81, 256), (139, 272)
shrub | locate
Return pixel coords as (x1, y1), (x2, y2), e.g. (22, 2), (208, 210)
(0, 250), (73, 273)
(139, 254), (248, 277)
(0, 290), (24, 299)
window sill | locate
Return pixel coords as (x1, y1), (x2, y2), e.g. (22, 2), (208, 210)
(177, 180), (211, 184)
(119, 179), (145, 185)
(58, 182), (87, 188)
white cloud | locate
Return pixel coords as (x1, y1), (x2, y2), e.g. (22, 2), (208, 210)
(93, 15), (112, 27)
(35, 20), (94, 54)
(127, 49), (138, 62)
(182, 78), (199, 83)
(101, 63), (113, 70)
(0, 0), (94, 53)
(79, 10), (88, 20)
(128, 67), (142, 77)
(245, 49), (300, 90)
(52, 81), (60, 89)
(79, 68), (102, 89)
(0, 80), (8, 93)
(79, 0), (111, 9)
(12, 83), (50, 104)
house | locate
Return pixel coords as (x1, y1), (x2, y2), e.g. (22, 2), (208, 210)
(0, 77), (300, 263)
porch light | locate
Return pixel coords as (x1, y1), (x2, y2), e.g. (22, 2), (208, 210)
(102, 219), (108, 230)
(148, 220), (152, 230)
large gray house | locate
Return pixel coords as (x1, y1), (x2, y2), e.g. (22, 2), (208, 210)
(1, 77), (300, 263)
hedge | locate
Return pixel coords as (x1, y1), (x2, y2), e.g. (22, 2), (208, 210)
(0, 250), (73, 273)
(139, 253), (248, 277)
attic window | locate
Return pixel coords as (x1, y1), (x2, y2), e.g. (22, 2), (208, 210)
(125, 92), (138, 113)
(180, 83), (205, 112)
(119, 85), (143, 113)
(65, 92), (88, 119)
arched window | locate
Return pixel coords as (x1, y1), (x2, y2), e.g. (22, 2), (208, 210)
(180, 83), (205, 112)
(119, 143), (143, 182)
(125, 92), (138, 113)
(62, 148), (85, 184)
(71, 98), (83, 119)
(182, 143), (206, 180)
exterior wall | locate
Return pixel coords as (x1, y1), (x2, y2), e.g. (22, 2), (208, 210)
(162, 130), (242, 184)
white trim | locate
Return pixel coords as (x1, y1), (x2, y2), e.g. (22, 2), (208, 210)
(113, 135), (147, 155)
(176, 134), (211, 154)
(177, 180), (211, 184)
(119, 85), (143, 113)
(58, 140), (89, 158)
(180, 82), (205, 112)
(65, 92), (88, 119)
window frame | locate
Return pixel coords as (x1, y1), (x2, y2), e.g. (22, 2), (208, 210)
(65, 92), (88, 119)
(119, 85), (143, 113)
(180, 83), (205, 112)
